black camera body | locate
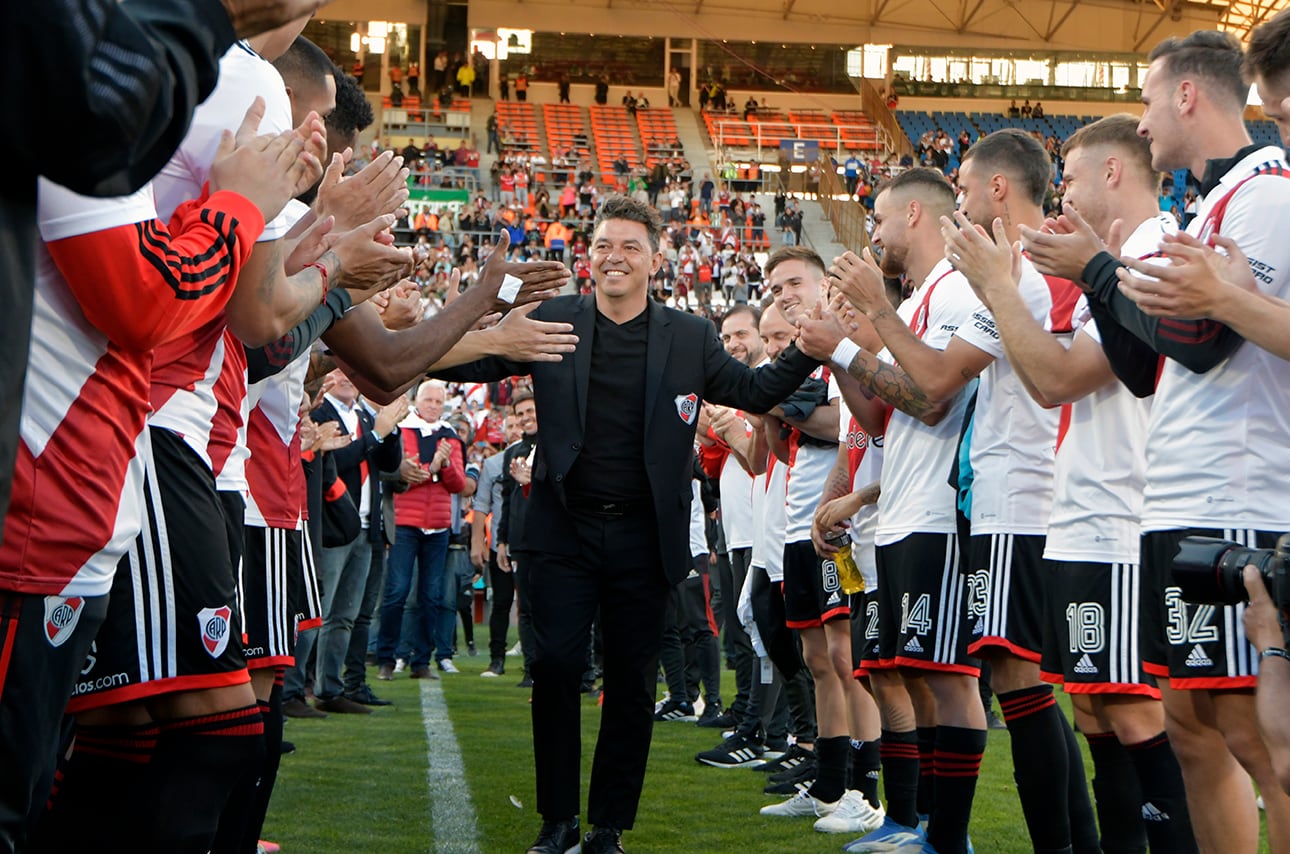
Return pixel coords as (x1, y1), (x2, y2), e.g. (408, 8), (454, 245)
(1172, 534), (1290, 608)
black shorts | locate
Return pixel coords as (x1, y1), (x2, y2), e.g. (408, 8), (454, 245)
(966, 533), (1047, 661)
(67, 427), (249, 713)
(875, 533), (977, 676)
(853, 589), (889, 677)
(782, 539), (849, 629)
(749, 566), (804, 681)
(1039, 560), (1159, 698)
(239, 525), (305, 670)
(1141, 527), (1270, 690)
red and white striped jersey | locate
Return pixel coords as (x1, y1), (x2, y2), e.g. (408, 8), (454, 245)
(244, 352), (310, 530)
(0, 179), (260, 597)
(148, 41), (295, 486)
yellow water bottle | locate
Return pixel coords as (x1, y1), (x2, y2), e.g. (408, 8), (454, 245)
(825, 530), (864, 595)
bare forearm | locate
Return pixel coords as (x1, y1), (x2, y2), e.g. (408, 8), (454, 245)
(843, 349), (943, 425)
(228, 241), (325, 347)
(869, 307), (962, 401)
(778, 401), (839, 443)
(1211, 288), (1290, 362)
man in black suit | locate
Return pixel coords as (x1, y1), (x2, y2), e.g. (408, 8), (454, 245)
(436, 196), (841, 854)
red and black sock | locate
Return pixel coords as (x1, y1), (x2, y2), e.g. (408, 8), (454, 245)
(925, 724), (985, 854)
(916, 725), (937, 818)
(998, 684), (1073, 853)
(211, 675), (285, 854)
(879, 728), (920, 828)
(148, 704), (265, 853)
(28, 722), (159, 851)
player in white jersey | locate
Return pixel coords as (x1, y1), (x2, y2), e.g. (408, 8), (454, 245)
(798, 168), (990, 854)
(760, 248), (884, 823)
(947, 130), (1099, 854)
(949, 114), (1199, 853)
(1019, 29), (1290, 853)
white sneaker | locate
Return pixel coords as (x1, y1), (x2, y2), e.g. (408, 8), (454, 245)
(506, 642), (523, 657)
(480, 670), (499, 678)
(814, 790), (886, 834)
(393, 658), (406, 673)
(438, 658), (460, 674)
(759, 790), (838, 818)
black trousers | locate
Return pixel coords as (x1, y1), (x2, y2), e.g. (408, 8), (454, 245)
(485, 550), (515, 661)
(526, 508), (670, 830)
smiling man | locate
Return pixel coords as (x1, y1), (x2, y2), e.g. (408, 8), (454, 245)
(434, 195), (832, 854)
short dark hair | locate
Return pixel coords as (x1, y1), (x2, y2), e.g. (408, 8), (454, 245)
(763, 245), (826, 281)
(1062, 113), (1157, 190)
(329, 63), (374, 136)
(1246, 8), (1290, 94)
(592, 195), (662, 252)
(961, 128), (1053, 206)
(1149, 30), (1248, 108)
(876, 166), (956, 217)
(721, 303), (762, 329)
(512, 388), (535, 407)
(273, 36), (335, 95)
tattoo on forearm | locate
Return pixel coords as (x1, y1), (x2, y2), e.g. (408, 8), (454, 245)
(846, 353), (935, 419)
(824, 466), (851, 504)
(856, 482), (880, 507)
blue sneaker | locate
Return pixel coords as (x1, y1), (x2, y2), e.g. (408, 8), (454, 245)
(841, 816), (926, 852)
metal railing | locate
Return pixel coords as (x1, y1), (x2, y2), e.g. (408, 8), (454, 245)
(709, 118), (894, 162)
(814, 157), (872, 255)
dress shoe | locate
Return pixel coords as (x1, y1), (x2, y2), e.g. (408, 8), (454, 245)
(410, 665), (438, 679)
(344, 684), (392, 706)
(282, 698), (328, 719)
(313, 695), (373, 714)
(377, 663), (394, 681)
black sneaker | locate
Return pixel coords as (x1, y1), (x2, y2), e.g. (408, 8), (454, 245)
(653, 697), (697, 722)
(695, 733), (766, 768)
(582, 826), (625, 854)
(768, 749), (817, 783)
(517, 675), (534, 689)
(764, 759), (816, 795)
(756, 742), (815, 774)
(697, 705), (737, 729)
(526, 817), (580, 854)
(344, 684), (393, 706)
(280, 740), (296, 756)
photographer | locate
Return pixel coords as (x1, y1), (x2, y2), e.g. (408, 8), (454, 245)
(1244, 566), (1290, 794)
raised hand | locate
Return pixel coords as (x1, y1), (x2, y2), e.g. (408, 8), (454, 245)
(313, 149), (410, 232)
(209, 97), (317, 224)
(374, 395), (409, 436)
(794, 297), (848, 362)
(400, 454), (430, 484)
(376, 280), (424, 330)
(325, 214), (414, 304)
(284, 214), (335, 276)
(941, 212), (1021, 307)
(1017, 203), (1113, 283)
(828, 249), (888, 317)
(1117, 232), (1256, 318)
(474, 231), (571, 312)
(482, 301), (579, 362)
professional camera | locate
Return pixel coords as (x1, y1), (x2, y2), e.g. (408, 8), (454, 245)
(1172, 534), (1290, 607)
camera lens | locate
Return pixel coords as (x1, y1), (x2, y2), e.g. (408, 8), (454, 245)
(1172, 536), (1280, 606)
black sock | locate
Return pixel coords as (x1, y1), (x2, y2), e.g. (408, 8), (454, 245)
(1060, 716), (1100, 854)
(1127, 732), (1200, 854)
(807, 736), (850, 804)
(879, 728), (920, 828)
(916, 725), (937, 818)
(998, 685), (1072, 852)
(28, 722), (158, 851)
(925, 725), (985, 854)
(1085, 731), (1147, 854)
(148, 704), (266, 853)
(849, 738), (882, 809)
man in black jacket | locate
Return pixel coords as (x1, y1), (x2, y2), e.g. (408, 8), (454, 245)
(436, 195), (840, 854)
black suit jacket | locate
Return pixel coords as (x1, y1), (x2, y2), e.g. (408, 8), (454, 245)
(312, 398), (402, 545)
(437, 294), (818, 585)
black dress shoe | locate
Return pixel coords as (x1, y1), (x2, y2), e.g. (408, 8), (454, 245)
(345, 685), (392, 706)
(526, 817), (579, 854)
(582, 826), (625, 854)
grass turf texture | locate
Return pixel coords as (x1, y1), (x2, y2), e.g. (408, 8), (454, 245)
(265, 652), (1271, 853)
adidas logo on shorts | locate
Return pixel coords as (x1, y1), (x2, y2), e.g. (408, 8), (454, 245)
(1141, 802), (1169, 822)
(1185, 645), (1213, 668)
(1073, 654), (1098, 675)
(904, 636), (924, 654)
(972, 617), (985, 636)
(826, 591), (842, 606)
